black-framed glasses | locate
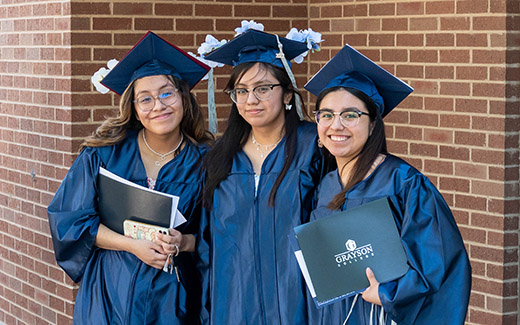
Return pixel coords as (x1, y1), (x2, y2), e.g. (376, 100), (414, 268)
(227, 84), (281, 104)
(133, 88), (179, 112)
(313, 109), (370, 128)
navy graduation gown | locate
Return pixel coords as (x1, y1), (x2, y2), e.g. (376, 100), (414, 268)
(47, 130), (206, 324)
(198, 122), (327, 324)
(312, 154), (471, 325)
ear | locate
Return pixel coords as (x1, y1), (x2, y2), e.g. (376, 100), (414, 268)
(283, 91), (293, 105)
(369, 121), (375, 136)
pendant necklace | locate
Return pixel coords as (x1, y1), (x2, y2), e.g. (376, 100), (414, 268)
(251, 132), (282, 159)
(142, 131), (184, 167)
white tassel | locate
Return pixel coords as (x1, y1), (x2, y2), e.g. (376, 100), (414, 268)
(379, 306), (385, 324)
(343, 296), (394, 325)
(274, 35), (304, 121)
(343, 294), (359, 325)
(369, 303), (375, 325)
(207, 68), (218, 133)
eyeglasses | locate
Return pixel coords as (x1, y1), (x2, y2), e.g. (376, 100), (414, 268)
(133, 88), (179, 112)
(226, 84), (281, 104)
(313, 109), (370, 128)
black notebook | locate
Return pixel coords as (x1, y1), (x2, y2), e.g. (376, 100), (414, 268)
(97, 167), (186, 235)
(293, 197), (409, 307)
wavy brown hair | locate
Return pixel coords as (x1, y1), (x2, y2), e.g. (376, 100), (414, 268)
(80, 74), (214, 150)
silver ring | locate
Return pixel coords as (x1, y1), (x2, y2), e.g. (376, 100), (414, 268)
(174, 244), (179, 256)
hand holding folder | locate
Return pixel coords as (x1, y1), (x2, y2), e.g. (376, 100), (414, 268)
(293, 198), (409, 307)
(97, 167), (186, 235)
(98, 167), (188, 273)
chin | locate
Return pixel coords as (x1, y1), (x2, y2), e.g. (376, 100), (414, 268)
(325, 146), (352, 159)
(325, 145), (347, 156)
(246, 120), (269, 129)
(147, 126), (181, 136)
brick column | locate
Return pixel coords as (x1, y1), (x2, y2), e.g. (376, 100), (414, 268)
(0, 1), (75, 323)
(309, 1), (519, 324)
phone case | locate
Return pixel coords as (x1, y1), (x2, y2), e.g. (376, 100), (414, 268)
(123, 220), (170, 241)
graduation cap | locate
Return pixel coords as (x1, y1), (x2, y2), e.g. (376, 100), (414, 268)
(101, 31), (210, 95)
(204, 29), (309, 68)
(204, 28), (310, 120)
(304, 44), (413, 117)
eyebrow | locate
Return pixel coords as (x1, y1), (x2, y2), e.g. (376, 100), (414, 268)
(318, 107), (360, 112)
(135, 82), (175, 97)
(234, 79), (278, 88)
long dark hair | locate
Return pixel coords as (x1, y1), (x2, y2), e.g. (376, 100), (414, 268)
(80, 74), (214, 150)
(203, 62), (308, 209)
(317, 87), (387, 210)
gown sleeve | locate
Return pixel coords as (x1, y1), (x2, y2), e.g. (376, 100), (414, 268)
(378, 174), (471, 324)
(196, 205), (211, 324)
(47, 147), (102, 283)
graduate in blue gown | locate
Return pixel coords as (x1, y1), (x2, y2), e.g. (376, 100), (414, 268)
(47, 32), (214, 324)
(304, 45), (472, 324)
(197, 23), (329, 324)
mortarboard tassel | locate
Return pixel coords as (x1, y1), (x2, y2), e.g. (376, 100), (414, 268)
(207, 68), (218, 133)
(275, 35), (304, 121)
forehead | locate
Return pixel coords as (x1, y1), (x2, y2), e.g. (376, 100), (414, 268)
(133, 75), (173, 92)
(236, 63), (278, 86)
(320, 89), (366, 111)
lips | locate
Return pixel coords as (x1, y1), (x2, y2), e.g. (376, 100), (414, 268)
(245, 109), (263, 115)
(151, 112), (172, 120)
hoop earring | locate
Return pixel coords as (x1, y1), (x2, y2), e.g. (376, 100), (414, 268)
(285, 104), (292, 111)
(317, 139), (323, 148)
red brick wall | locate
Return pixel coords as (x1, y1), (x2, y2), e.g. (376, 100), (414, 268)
(309, 1), (520, 324)
(0, 1), (75, 323)
(0, 1), (518, 324)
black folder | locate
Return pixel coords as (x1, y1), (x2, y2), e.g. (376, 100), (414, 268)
(97, 167), (183, 235)
(293, 197), (409, 307)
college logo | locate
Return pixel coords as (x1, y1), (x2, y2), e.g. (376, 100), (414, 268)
(334, 239), (374, 267)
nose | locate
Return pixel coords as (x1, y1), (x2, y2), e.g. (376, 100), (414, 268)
(152, 96), (167, 111)
(329, 114), (344, 130)
(245, 89), (259, 104)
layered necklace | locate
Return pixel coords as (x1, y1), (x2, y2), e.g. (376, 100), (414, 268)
(251, 132), (283, 159)
(142, 131), (184, 167)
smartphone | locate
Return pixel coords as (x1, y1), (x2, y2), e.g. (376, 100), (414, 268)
(123, 219), (170, 241)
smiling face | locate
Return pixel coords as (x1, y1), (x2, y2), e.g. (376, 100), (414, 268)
(133, 74), (183, 138)
(316, 89), (374, 168)
(233, 63), (292, 131)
